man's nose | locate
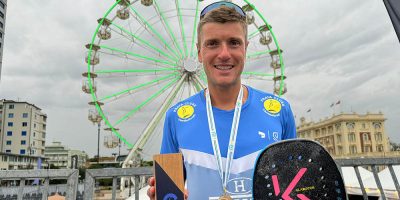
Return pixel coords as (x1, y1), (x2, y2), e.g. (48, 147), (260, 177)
(217, 43), (231, 60)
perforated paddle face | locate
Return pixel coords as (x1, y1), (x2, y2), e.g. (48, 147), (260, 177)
(253, 139), (347, 200)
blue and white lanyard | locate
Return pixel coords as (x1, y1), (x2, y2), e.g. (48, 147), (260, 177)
(205, 86), (243, 192)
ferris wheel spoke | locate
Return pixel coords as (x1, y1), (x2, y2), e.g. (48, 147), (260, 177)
(190, 1), (200, 58)
(153, 0), (185, 59)
(246, 49), (274, 60)
(98, 73), (179, 102)
(175, 0), (189, 57)
(100, 45), (177, 67)
(128, 5), (181, 59)
(96, 68), (177, 75)
(110, 22), (179, 63)
(113, 77), (179, 127)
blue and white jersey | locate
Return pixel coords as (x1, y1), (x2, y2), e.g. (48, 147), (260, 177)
(161, 86), (296, 200)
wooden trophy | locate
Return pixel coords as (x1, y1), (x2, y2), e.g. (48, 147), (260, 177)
(153, 153), (185, 200)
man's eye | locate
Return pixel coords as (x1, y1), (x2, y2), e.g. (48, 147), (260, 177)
(230, 40), (241, 46)
(206, 41), (218, 47)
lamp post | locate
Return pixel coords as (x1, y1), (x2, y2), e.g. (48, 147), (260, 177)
(88, 108), (103, 163)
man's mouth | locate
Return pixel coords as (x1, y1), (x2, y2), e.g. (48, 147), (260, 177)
(214, 65), (234, 70)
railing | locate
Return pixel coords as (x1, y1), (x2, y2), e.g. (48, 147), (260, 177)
(0, 169), (78, 200)
(336, 157), (400, 200)
(84, 167), (152, 200)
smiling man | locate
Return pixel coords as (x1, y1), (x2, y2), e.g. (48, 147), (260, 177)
(148, 1), (296, 199)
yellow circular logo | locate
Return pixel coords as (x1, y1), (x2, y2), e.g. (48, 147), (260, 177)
(264, 99), (282, 114)
(177, 105), (195, 119)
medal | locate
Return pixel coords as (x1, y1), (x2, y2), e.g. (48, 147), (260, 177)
(206, 86), (244, 198)
(219, 194), (233, 200)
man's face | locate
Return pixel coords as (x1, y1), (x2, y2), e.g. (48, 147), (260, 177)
(197, 22), (248, 89)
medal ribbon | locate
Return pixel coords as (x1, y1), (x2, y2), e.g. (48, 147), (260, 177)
(205, 86), (243, 193)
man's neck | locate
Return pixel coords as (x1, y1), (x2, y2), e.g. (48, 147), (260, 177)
(207, 84), (248, 110)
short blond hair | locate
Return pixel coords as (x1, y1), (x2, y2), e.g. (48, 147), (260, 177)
(197, 6), (248, 44)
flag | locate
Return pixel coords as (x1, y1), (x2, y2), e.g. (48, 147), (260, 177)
(306, 108), (311, 113)
(383, 0), (400, 42)
(336, 100), (341, 105)
(33, 158), (42, 185)
(330, 103), (334, 107)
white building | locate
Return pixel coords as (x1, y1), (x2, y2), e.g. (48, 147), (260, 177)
(45, 141), (88, 169)
(0, 0), (6, 80)
(0, 99), (47, 156)
(0, 99), (47, 170)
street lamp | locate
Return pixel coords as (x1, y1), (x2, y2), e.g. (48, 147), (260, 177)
(88, 107), (103, 163)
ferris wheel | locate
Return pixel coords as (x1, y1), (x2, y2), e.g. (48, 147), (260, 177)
(82, 0), (287, 168)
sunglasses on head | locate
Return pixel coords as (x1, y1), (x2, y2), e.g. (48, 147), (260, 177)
(200, 1), (246, 18)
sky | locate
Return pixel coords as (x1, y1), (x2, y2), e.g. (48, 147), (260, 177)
(0, 0), (399, 158)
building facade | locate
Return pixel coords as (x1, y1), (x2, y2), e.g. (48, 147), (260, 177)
(45, 141), (88, 169)
(0, 99), (47, 156)
(0, 152), (45, 170)
(0, 0), (6, 80)
(297, 112), (392, 158)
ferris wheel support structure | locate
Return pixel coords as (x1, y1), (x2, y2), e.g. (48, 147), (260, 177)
(121, 73), (193, 192)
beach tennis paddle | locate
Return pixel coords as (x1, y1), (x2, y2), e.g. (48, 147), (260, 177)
(252, 139), (347, 200)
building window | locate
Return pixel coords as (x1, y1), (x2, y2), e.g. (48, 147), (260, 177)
(349, 145), (357, 154)
(5, 150), (11, 153)
(33, 132), (36, 137)
(374, 123), (381, 130)
(377, 145), (384, 152)
(6, 141), (11, 145)
(7, 131), (12, 136)
(22, 122), (28, 127)
(0, 1), (4, 9)
(0, 11), (4, 19)
(42, 133), (46, 138)
(34, 123), (36, 128)
(0, 21), (3, 29)
(0, 31), (2, 38)
(375, 133), (382, 142)
(21, 140), (26, 145)
(348, 133), (356, 142)
(22, 113), (28, 118)
(21, 131), (27, 136)
(8, 113), (14, 118)
(20, 150), (26, 155)
(362, 133), (370, 141)
(8, 104), (14, 109)
(337, 135), (342, 143)
(346, 122), (355, 131)
(7, 122), (13, 127)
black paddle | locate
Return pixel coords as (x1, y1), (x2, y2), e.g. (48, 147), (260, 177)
(252, 139), (347, 200)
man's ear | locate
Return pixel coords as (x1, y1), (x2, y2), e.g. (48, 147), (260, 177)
(245, 40), (249, 50)
(197, 43), (202, 63)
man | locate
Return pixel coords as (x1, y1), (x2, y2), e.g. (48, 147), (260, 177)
(148, 1), (296, 199)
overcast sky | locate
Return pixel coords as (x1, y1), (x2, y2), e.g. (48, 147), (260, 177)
(0, 0), (399, 158)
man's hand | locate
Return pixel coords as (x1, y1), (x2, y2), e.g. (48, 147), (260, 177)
(146, 176), (188, 199)
(147, 177), (156, 200)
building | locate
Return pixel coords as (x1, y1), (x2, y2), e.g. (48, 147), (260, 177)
(297, 112), (393, 158)
(0, 99), (47, 170)
(0, 0), (6, 80)
(45, 141), (88, 169)
(0, 99), (47, 156)
(0, 152), (45, 170)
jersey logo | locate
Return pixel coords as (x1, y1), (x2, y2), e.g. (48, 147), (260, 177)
(263, 99), (282, 114)
(258, 131), (266, 138)
(176, 104), (195, 121)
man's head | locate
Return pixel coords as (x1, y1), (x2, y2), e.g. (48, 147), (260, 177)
(197, 1), (249, 89)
